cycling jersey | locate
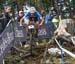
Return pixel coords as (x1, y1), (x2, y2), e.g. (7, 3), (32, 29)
(28, 16), (38, 22)
(25, 11), (42, 21)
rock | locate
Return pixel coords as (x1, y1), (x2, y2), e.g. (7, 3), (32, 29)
(48, 47), (64, 56)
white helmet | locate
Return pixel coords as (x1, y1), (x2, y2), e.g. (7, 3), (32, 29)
(30, 7), (36, 13)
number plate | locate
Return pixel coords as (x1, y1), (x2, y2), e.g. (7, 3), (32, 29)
(28, 25), (34, 29)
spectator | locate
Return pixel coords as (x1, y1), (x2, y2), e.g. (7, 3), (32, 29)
(4, 6), (12, 26)
(52, 15), (59, 28)
(45, 7), (56, 24)
(44, 11), (57, 41)
(0, 6), (11, 34)
(16, 10), (26, 47)
(16, 10), (24, 22)
(0, 14), (5, 34)
(45, 12), (54, 24)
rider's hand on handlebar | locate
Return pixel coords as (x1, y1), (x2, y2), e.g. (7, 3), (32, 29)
(20, 24), (23, 26)
(39, 23), (42, 26)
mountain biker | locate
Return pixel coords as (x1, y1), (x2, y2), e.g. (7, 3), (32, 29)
(20, 7), (43, 27)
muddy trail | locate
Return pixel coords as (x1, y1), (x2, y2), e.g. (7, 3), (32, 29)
(5, 40), (75, 64)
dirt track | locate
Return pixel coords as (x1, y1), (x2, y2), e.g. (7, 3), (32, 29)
(5, 40), (75, 64)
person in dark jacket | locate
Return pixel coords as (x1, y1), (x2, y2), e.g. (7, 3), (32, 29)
(4, 6), (12, 26)
(16, 10), (24, 22)
(0, 6), (11, 34)
(0, 14), (5, 34)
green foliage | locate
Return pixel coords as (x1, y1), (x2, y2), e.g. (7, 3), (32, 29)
(5, 55), (21, 64)
(0, 0), (75, 13)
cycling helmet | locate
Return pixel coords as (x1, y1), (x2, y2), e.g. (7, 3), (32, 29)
(30, 7), (36, 13)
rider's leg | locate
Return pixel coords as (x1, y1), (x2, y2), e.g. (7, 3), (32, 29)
(34, 21), (39, 29)
(34, 21), (39, 38)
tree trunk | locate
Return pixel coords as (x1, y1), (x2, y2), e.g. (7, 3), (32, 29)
(35, 0), (42, 12)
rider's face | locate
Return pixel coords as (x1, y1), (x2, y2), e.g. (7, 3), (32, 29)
(31, 13), (34, 16)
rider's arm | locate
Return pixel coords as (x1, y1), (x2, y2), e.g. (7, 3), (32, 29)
(36, 11), (44, 25)
(40, 17), (44, 25)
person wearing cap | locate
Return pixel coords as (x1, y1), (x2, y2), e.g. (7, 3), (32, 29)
(20, 7), (43, 26)
(16, 10), (24, 22)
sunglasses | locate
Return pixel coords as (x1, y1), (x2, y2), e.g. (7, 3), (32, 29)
(19, 12), (23, 14)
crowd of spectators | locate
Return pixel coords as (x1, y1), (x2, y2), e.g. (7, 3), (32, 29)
(0, 5), (75, 39)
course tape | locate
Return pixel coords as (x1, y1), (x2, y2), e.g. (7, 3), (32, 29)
(55, 38), (75, 58)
